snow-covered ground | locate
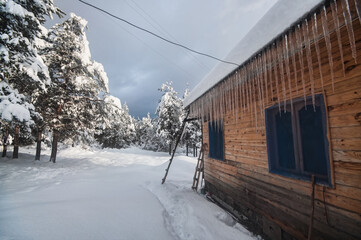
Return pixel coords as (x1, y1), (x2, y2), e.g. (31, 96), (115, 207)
(0, 146), (260, 240)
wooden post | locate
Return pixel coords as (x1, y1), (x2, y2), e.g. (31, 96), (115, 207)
(12, 125), (19, 159)
(308, 175), (316, 240)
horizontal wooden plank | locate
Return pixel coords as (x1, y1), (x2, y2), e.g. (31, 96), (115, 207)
(332, 150), (361, 163)
(205, 169), (361, 239)
(330, 126), (361, 139)
(331, 138), (361, 151)
(328, 113), (361, 127)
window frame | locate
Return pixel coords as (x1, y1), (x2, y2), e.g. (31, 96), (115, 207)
(208, 121), (225, 161)
(265, 94), (332, 187)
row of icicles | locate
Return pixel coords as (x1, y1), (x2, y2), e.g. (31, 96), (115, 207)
(189, 0), (360, 130)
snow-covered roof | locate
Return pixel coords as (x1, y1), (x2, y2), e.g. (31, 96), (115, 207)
(184, 0), (324, 107)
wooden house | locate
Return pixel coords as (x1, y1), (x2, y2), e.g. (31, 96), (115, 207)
(183, 0), (361, 239)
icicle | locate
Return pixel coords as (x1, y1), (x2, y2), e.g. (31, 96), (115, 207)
(251, 61), (258, 128)
(221, 82), (225, 120)
(228, 78), (232, 113)
(296, 24), (307, 105)
(246, 64), (252, 114)
(284, 34), (293, 114)
(267, 48), (274, 103)
(276, 41), (287, 112)
(257, 56), (265, 125)
(239, 71), (244, 117)
(304, 19), (316, 110)
(238, 71), (243, 116)
(332, 0), (346, 75)
(242, 69), (247, 112)
(262, 51), (269, 104)
(272, 43), (281, 112)
(242, 70), (247, 113)
(322, 6), (335, 92)
(224, 80), (228, 114)
(218, 91), (221, 129)
(289, 33), (299, 94)
(355, 0), (361, 25)
(232, 75), (236, 118)
(234, 73), (239, 122)
(312, 13), (324, 90)
(247, 64), (253, 118)
(341, 0), (357, 63)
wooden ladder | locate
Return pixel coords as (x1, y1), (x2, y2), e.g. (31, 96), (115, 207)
(192, 144), (206, 191)
(161, 112), (189, 184)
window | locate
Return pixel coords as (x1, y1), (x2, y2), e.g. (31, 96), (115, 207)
(265, 94), (331, 186)
(208, 121), (224, 161)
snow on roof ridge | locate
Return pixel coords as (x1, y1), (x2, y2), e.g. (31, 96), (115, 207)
(184, 0), (324, 107)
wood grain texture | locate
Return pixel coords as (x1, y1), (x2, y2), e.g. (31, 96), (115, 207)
(200, 1), (361, 239)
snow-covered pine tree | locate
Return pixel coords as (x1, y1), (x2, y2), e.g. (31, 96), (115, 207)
(0, 0), (62, 158)
(41, 13), (108, 162)
(95, 95), (136, 149)
(155, 82), (183, 154)
(0, 82), (40, 158)
(135, 112), (156, 149)
(0, 0), (62, 92)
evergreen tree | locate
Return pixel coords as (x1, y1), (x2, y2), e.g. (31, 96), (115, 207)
(0, 82), (40, 157)
(135, 112), (161, 150)
(95, 95), (136, 149)
(0, 0), (62, 92)
(41, 13), (108, 162)
(155, 82), (183, 154)
(0, 0), (62, 158)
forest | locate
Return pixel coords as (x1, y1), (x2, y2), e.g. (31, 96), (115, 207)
(0, 1), (201, 163)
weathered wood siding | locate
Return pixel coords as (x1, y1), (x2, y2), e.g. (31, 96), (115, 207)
(202, 1), (361, 239)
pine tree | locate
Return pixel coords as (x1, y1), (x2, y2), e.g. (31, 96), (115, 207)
(0, 82), (40, 157)
(95, 96), (136, 149)
(0, 0), (62, 92)
(155, 82), (183, 154)
(0, 0), (62, 158)
(41, 14), (108, 162)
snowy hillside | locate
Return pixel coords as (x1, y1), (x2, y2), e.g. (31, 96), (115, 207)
(0, 147), (260, 240)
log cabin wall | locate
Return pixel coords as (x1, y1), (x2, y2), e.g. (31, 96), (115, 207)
(199, 1), (361, 239)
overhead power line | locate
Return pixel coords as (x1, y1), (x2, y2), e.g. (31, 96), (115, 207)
(78, 0), (240, 67)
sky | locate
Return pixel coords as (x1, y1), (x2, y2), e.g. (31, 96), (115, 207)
(45, 0), (278, 118)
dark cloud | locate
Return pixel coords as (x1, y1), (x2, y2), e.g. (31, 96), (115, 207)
(46, 0), (277, 118)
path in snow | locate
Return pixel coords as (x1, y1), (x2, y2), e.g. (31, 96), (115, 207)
(0, 146), (259, 240)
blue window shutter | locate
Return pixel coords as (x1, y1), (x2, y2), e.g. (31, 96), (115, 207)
(208, 122), (224, 161)
(299, 105), (328, 176)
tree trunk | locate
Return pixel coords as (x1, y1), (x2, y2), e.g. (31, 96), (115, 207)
(186, 143), (188, 156)
(35, 128), (42, 160)
(12, 125), (19, 159)
(169, 143), (172, 155)
(50, 131), (58, 163)
(193, 146), (195, 157)
(2, 126), (9, 157)
(50, 104), (62, 163)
